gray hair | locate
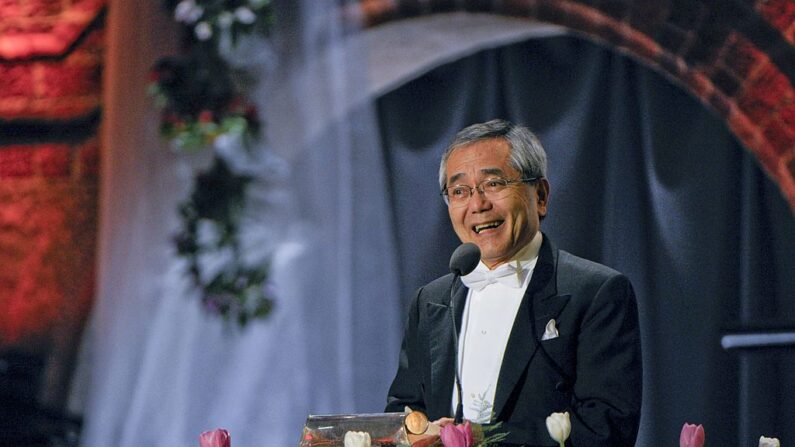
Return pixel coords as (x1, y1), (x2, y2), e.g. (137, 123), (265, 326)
(438, 119), (548, 191)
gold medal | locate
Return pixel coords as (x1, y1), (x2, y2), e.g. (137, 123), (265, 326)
(404, 410), (430, 435)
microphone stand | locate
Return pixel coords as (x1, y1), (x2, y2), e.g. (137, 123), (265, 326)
(447, 242), (479, 425)
(449, 276), (465, 424)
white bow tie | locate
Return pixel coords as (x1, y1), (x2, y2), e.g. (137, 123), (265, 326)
(461, 262), (527, 291)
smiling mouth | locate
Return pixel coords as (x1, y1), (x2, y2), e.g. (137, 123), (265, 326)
(473, 221), (504, 234)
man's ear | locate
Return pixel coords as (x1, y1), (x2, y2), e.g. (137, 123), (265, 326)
(536, 179), (550, 217)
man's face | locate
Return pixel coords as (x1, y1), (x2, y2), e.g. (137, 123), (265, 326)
(445, 138), (548, 269)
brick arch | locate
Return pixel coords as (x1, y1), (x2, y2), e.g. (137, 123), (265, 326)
(354, 0), (795, 211)
(0, 0), (104, 410)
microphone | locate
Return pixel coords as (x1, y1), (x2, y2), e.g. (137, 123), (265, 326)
(449, 242), (480, 277)
(448, 242), (480, 424)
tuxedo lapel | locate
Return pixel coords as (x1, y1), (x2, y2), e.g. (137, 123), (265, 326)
(427, 276), (468, 417)
(492, 236), (570, 420)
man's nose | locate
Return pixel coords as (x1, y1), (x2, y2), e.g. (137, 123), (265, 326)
(468, 187), (492, 211)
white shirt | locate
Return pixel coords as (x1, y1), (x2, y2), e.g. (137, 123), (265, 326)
(453, 231), (543, 423)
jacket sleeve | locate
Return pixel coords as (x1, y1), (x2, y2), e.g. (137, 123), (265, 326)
(567, 273), (642, 446)
(385, 287), (427, 414)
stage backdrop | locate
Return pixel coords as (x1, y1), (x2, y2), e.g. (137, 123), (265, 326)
(72, 5), (795, 447)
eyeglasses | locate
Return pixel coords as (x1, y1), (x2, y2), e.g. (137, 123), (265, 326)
(441, 177), (539, 207)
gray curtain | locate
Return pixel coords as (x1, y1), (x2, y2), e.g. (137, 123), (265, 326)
(376, 36), (795, 446)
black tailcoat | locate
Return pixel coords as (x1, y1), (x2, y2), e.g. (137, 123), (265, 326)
(386, 236), (642, 446)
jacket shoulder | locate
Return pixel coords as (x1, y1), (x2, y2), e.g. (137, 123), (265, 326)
(556, 249), (628, 288)
(415, 273), (456, 305)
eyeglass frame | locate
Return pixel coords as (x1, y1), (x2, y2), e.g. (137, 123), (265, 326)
(440, 176), (540, 206)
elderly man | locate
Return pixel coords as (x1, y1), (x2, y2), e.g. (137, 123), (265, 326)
(386, 119), (642, 446)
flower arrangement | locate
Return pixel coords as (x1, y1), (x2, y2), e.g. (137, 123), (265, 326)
(168, 0), (273, 45)
(150, 0), (273, 153)
(149, 0), (276, 325)
(173, 157), (274, 325)
(148, 49), (260, 152)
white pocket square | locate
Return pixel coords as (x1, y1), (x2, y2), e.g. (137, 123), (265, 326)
(541, 319), (559, 340)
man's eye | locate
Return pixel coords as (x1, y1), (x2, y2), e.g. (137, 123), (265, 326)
(451, 187), (467, 196)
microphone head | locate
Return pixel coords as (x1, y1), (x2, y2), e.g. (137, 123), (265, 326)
(449, 243), (481, 276)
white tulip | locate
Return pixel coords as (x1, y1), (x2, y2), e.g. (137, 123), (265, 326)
(174, 0), (203, 24)
(234, 7), (257, 25)
(174, 0), (194, 22)
(546, 411), (571, 447)
(759, 436), (780, 447)
(194, 22), (213, 41)
(343, 431), (371, 447)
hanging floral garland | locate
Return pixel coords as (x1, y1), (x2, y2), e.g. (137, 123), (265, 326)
(148, 0), (275, 326)
(148, 48), (260, 152)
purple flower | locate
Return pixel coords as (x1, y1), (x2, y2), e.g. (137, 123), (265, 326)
(440, 421), (474, 447)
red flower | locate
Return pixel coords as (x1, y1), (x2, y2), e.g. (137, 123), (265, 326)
(199, 110), (214, 123)
(680, 423), (705, 447)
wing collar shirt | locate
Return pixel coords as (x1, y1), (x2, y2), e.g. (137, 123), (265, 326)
(454, 230), (543, 423)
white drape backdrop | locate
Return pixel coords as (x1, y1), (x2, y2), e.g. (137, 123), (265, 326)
(73, 2), (401, 446)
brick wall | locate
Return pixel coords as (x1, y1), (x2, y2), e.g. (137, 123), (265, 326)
(0, 0), (105, 407)
(355, 0), (795, 211)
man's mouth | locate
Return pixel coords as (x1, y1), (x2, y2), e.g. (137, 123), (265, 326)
(473, 221), (504, 234)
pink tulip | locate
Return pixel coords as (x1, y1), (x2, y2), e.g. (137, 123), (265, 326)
(439, 421), (474, 447)
(200, 428), (231, 447)
(680, 423), (705, 447)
